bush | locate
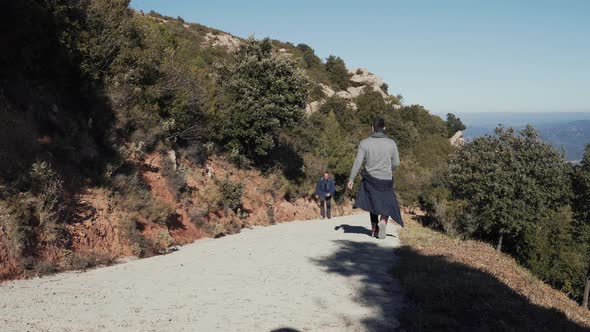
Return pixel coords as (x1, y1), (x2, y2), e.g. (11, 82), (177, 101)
(296, 43), (322, 69)
(110, 173), (173, 224)
(355, 89), (388, 125)
(213, 37), (309, 158)
(119, 215), (150, 257)
(0, 196), (34, 257)
(325, 55), (351, 90)
(181, 142), (209, 167)
(446, 113), (466, 137)
(217, 177), (245, 212)
(155, 229), (174, 252)
(419, 187), (469, 236)
(421, 126), (587, 303)
(29, 161), (66, 246)
(446, 126), (571, 252)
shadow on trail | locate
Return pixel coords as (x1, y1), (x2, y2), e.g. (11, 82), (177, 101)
(313, 240), (589, 331)
(334, 224), (373, 237)
(312, 240), (401, 331)
(334, 224), (397, 238)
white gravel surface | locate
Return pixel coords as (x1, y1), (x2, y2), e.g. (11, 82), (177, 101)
(0, 213), (403, 332)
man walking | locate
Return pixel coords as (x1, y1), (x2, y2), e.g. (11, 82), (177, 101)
(347, 117), (403, 239)
(315, 172), (335, 219)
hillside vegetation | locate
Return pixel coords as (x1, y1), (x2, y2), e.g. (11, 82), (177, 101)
(420, 127), (590, 307)
(0, 1), (454, 279)
(395, 218), (590, 331)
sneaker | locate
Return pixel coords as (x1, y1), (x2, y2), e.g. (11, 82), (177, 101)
(371, 228), (377, 238)
(377, 220), (387, 239)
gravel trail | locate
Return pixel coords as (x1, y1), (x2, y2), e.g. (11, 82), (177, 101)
(0, 213), (403, 331)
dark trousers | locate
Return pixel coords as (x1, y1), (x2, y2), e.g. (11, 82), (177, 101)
(320, 198), (332, 219)
(370, 213), (388, 230)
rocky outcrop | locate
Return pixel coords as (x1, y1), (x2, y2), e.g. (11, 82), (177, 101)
(319, 83), (335, 97)
(346, 86), (366, 99)
(202, 32), (241, 51)
(305, 68), (395, 114)
(336, 90), (352, 100)
(349, 68), (388, 98)
(450, 131), (465, 147)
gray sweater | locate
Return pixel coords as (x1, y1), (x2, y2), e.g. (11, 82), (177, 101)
(349, 132), (400, 182)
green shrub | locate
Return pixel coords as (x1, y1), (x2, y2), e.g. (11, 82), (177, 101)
(119, 216), (150, 257)
(29, 161), (65, 246)
(110, 173), (173, 224)
(419, 186), (470, 236)
(325, 55), (351, 90)
(217, 177), (244, 212)
(0, 195), (34, 257)
(446, 113), (466, 137)
(213, 37), (309, 158)
(421, 126), (587, 303)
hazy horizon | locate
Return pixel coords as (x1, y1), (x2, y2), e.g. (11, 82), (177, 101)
(433, 111), (590, 127)
(436, 112), (590, 161)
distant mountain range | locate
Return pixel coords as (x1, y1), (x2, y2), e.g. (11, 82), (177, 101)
(436, 112), (590, 161)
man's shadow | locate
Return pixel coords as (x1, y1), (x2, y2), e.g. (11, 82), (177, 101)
(335, 224), (396, 238)
(334, 224), (372, 237)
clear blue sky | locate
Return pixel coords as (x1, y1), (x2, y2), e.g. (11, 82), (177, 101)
(130, 0), (589, 114)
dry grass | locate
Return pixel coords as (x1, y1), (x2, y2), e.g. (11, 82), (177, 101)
(395, 217), (590, 331)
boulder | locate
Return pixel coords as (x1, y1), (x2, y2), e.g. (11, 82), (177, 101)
(450, 131), (465, 147)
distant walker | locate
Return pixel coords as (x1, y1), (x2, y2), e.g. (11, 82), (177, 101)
(315, 172), (335, 219)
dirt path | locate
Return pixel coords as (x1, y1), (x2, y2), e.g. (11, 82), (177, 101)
(0, 213), (403, 332)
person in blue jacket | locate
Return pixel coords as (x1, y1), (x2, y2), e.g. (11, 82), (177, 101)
(315, 172), (336, 219)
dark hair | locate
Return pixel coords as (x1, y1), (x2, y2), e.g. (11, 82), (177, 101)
(372, 117), (385, 132)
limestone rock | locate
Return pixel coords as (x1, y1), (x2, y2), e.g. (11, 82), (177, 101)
(166, 150), (177, 171)
(202, 32), (241, 51)
(319, 83), (335, 97)
(450, 131), (465, 147)
(306, 100), (325, 115)
(349, 68), (388, 98)
(346, 86), (366, 99)
(336, 90), (352, 100)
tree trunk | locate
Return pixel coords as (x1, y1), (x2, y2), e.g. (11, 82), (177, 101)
(584, 264), (590, 309)
(496, 233), (503, 252)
